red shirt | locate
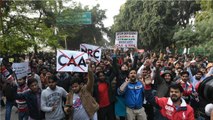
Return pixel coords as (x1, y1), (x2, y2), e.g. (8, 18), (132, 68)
(98, 82), (110, 108)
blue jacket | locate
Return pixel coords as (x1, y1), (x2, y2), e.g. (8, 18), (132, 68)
(117, 81), (144, 109)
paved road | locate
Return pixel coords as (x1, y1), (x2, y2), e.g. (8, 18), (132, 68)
(0, 106), (18, 120)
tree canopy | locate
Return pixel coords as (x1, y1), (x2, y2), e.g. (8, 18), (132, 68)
(0, 0), (108, 55)
(110, 0), (200, 50)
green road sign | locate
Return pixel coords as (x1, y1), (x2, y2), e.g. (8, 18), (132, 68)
(56, 12), (92, 25)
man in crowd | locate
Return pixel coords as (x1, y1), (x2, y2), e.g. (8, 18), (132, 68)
(176, 71), (193, 103)
(118, 68), (147, 120)
(64, 62), (99, 120)
(41, 75), (68, 120)
(15, 78), (45, 120)
(143, 80), (194, 120)
(16, 76), (29, 120)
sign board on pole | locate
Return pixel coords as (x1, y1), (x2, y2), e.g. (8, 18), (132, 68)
(56, 12), (92, 25)
(12, 62), (29, 79)
(80, 44), (102, 62)
(115, 31), (138, 48)
(56, 50), (88, 72)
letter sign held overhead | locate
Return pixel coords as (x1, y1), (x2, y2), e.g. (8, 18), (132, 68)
(57, 50), (88, 72)
(80, 44), (102, 62)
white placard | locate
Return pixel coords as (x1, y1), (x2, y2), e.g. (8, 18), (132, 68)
(12, 62), (29, 79)
(80, 44), (102, 62)
(57, 50), (88, 72)
(115, 31), (138, 48)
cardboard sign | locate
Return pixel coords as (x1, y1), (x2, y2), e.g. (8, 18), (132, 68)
(57, 50), (88, 72)
(115, 31), (138, 48)
(12, 62), (29, 79)
(80, 44), (102, 62)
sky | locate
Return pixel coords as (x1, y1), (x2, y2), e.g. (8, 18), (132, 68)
(72, 0), (126, 27)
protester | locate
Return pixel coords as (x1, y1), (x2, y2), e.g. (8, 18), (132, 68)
(2, 71), (17, 120)
(15, 78), (45, 120)
(118, 68), (147, 120)
(64, 62), (99, 120)
(55, 72), (71, 92)
(94, 70), (116, 120)
(143, 81), (194, 120)
(41, 75), (67, 120)
(1, 48), (213, 120)
(16, 76), (29, 120)
(176, 71), (193, 103)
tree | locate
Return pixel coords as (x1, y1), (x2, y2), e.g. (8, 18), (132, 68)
(172, 25), (198, 48)
(109, 0), (200, 50)
(173, 0), (213, 56)
(57, 4), (108, 50)
(0, 0), (63, 55)
(0, 0), (109, 55)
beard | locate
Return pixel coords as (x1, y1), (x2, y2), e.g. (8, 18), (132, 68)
(73, 89), (80, 94)
(130, 77), (136, 82)
(171, 95), (181, 103)
(195, 76), (201, 80)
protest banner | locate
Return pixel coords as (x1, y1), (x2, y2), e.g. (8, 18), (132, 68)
(57, 50), (88, 72)
(12, 62), (29, 79)
(115, 31), (138, 48)
(80, 43), (102, 62)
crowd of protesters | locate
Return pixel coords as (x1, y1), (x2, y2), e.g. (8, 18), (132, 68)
(0, 46), (213, 120)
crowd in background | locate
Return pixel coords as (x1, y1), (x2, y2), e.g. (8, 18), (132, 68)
(0, 47), (213, 120)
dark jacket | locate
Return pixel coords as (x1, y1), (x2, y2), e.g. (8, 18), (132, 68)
(56, 73), (71, 92)
(15, 89), (45, 120)
(112, 53), (138, 92)
(3, 83), (16, 102)
(154, 68), (174, 97)
(64, 68), (99, 119)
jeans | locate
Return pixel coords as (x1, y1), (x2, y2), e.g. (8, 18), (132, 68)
(5, 100), (16, 120)
(19, 111), (29, 120)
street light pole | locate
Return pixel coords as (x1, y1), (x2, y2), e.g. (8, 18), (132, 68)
(65, 38), (67, 50)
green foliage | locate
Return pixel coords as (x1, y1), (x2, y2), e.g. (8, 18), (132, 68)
(173, 25), (198, 48)
(110, 0), (200, 50)
(58, 4), (108, 49)
(170, 0), (213, 60)
(0, 0), (108, 55)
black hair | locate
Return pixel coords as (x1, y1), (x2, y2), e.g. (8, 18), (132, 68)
(169, 83), (184, 93)
(70, 77), (83, 86)
(27, 78), (38, 87)
(48, 75), (57, 82)
(121, 62), (128, 67)
(96, 71), (105, 77)
(180, 71), (189, 76)
(143, 66), (151, 72)
(196, 70), (203, 76)
(129, 68), (137, 74)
